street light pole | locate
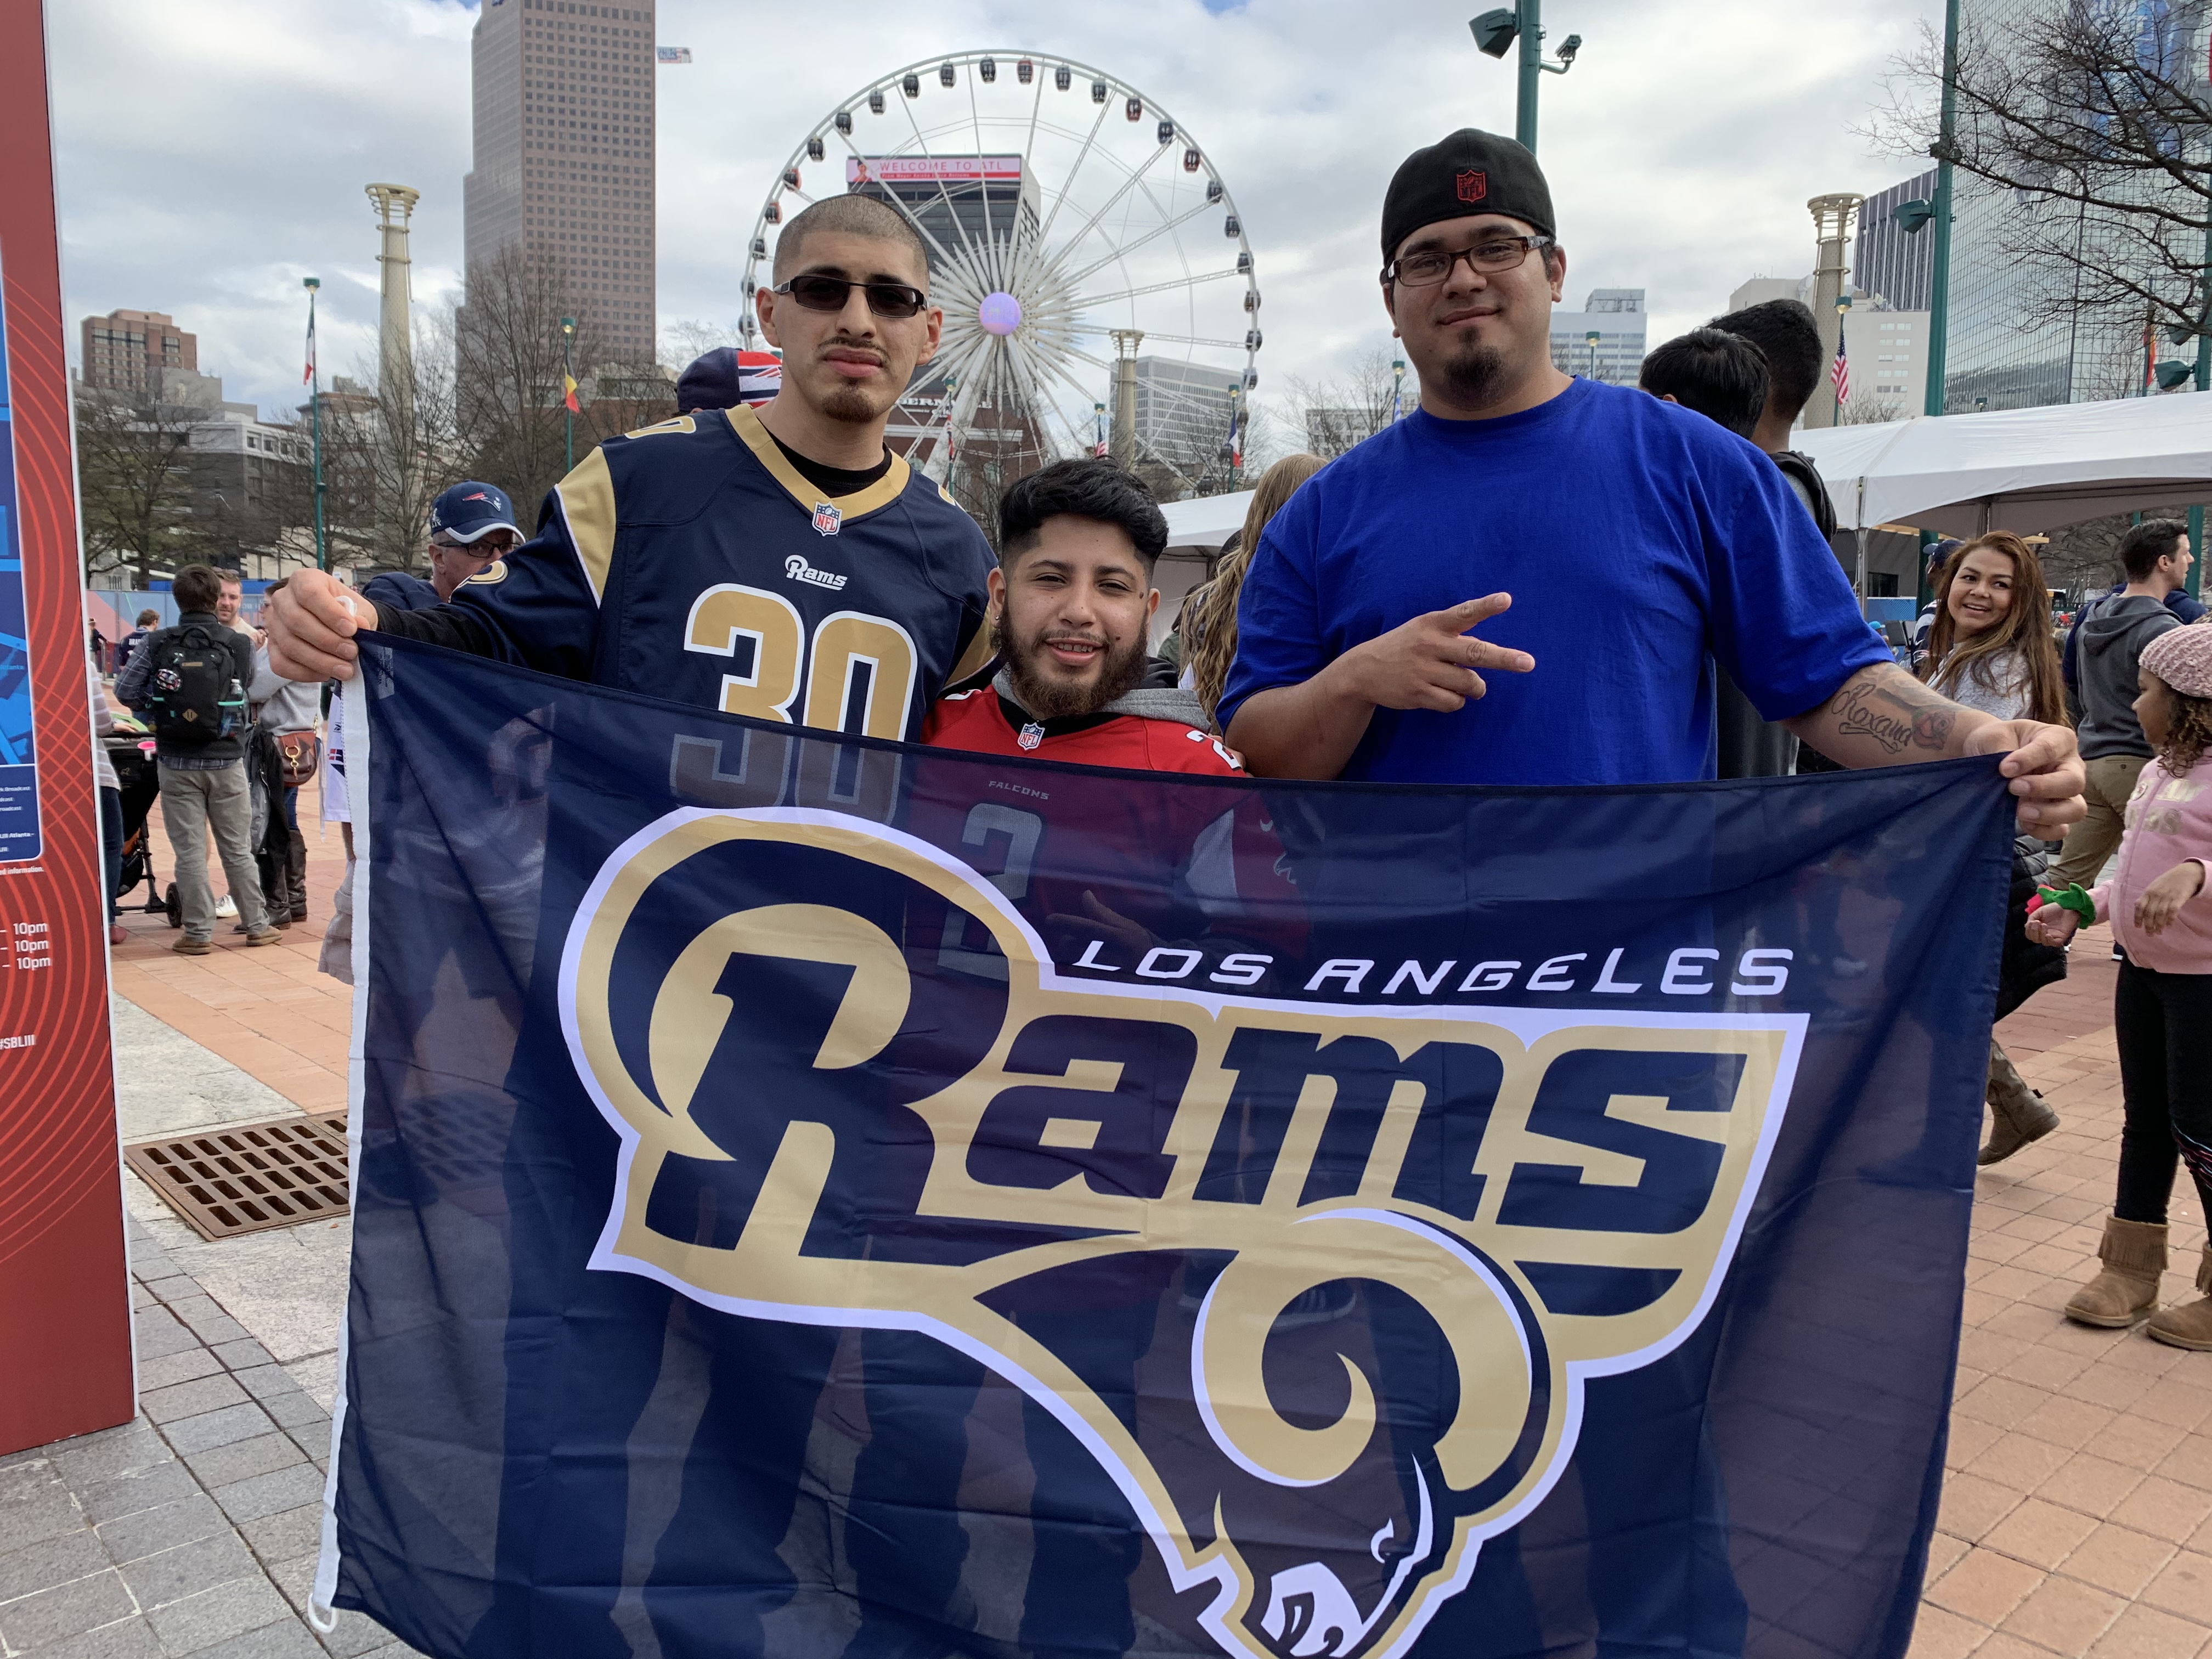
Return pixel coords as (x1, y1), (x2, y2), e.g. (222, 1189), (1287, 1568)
(1470, 6), (1580, 155)
(1915, 0), (1960, 608)
(1515, 0), (1544, 151)
(303, 278), (326, 572)
(1585, 329), (1600, 382)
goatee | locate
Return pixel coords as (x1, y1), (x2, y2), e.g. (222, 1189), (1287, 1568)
(1436, 341), (1511, 411)
(992, 612), (1150, 722)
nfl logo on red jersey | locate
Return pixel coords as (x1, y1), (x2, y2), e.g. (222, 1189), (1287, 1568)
(811, 501), (842, 537)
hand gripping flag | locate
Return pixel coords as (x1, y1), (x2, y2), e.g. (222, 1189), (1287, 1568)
(315, 636), (2017, 1659)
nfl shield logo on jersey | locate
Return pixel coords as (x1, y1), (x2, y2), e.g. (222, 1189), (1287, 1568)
(811, 501), (842, 537)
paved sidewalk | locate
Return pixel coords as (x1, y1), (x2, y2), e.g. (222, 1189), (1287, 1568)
(0, 1215), (417, 1659)
(1916, 928), (2212, 1659)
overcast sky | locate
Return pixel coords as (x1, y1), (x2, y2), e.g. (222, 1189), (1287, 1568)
(47, 0), (1944, 426)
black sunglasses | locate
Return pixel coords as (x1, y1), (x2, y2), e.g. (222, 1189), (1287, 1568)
(772, 273), (930, 320)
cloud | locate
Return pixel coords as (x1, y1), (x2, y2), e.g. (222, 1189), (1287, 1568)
(51, 0), (1940, 426)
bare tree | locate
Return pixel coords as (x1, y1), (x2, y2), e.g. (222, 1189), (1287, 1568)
(319, 324), (464, 573)
(1274, 348), (1413, 461)
(1869, 4), (2212, 352)
(661, 318), (748, 369)
(1839, 394), (1910, 426)
(74, 390), (219, 584)
(454, 242), (617, 517)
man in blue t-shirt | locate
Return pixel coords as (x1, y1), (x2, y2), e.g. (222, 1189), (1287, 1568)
(1222, 129), (2083, 830)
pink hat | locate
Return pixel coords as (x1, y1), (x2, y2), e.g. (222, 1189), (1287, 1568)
(2141, 618), (2212, 699)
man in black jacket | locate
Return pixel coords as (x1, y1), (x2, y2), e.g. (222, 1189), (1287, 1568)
(1705, 298), (1846, 776)
(114, 564), (280, 954)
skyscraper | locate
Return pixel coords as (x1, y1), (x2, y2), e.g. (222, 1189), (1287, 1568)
(464, 0), (657, 366)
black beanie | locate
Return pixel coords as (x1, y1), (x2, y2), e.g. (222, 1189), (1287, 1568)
(1380, 128), (1555, 268)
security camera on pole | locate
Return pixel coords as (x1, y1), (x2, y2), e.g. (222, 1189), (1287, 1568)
(1469, 4), (1582, 155)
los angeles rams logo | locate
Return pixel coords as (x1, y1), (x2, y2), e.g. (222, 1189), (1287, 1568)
(559, 808), (1804, 1659)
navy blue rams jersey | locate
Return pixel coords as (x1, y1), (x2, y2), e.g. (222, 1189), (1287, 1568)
(370, 405), (996, 740)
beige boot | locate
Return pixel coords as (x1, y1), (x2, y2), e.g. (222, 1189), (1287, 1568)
(2064, 1217), (2167, 1328)
(1979, 1042), (2058, 1165)
(2147, 1245), (2212, 1351)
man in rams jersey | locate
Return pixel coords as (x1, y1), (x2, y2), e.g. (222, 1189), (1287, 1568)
(263, 193), (995, 737)
(263, 194), (1001, 1656)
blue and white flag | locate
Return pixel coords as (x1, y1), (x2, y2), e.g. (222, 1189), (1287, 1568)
(318, 635), (2016, 1659)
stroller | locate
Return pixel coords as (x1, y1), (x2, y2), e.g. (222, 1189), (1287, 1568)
(104, 731), (171, 919)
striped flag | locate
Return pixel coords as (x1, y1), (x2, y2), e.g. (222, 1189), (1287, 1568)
(562, 374), (582, 414)
(302, 308), (316, 387)
(1830, 325), (1850, 407)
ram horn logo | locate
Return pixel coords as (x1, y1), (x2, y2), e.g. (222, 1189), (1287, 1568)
(560, 808), (1804, 1659)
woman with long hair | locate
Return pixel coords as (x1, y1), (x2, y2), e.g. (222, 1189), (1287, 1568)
(1921, 531), (2072, 1165)
(1183, 453), (1326, 725)
(1919, 531), (2068, 725)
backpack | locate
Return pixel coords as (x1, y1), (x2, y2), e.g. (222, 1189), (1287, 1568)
(1770, 450), (1839, 539)
(141, 623), (245, 747)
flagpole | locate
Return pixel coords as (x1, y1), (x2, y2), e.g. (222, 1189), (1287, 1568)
(304, 277), (326, 572)
(560, 316), (577, 474)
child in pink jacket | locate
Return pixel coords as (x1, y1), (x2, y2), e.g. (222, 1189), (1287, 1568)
(2029, 622), (2212, 1347)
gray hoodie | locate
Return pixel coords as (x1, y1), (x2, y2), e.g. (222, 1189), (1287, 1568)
(2075, 594), (2179, 759)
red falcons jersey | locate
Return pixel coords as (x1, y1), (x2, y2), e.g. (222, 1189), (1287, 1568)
(905, 689), (1305, 986)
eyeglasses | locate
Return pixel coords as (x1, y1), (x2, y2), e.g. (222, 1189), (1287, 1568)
(771, 273), (930, 320)
(1383, 235), (1555, 288)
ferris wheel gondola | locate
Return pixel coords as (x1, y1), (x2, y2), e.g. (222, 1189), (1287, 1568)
(741, 52), (1261, 501)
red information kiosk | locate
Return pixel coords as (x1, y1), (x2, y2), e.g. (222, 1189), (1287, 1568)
(0, 0), (136, 1454)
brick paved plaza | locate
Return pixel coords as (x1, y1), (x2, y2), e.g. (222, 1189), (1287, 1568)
(1, 782), (2206, 1659)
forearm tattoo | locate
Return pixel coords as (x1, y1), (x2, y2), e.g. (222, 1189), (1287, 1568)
(1825, 667), (1956, 756)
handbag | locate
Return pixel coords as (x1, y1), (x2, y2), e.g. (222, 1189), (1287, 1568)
(275, 729), (323, 790)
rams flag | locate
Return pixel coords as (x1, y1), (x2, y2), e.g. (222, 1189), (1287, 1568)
(315, 636), (2016, 1659)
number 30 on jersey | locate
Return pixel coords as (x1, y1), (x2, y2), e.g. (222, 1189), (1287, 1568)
(684, 584), (921, 738)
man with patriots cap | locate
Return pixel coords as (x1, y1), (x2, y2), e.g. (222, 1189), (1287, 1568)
(358, 479), (524, 612)
(1222, 128), (2085, 831)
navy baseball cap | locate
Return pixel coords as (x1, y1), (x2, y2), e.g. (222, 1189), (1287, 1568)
(429, 481), (520, 545)
(676, 347), (782, 414)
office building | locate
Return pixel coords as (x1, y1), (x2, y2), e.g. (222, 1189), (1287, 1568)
(1548, 289), (1646, 385)
(80, 311), (196, 399)
(1852, 309), (1931, 414)
(1131, 357), (1239, 477)
(464, 0), (657, 365)
(1853, 170), (1937, 313)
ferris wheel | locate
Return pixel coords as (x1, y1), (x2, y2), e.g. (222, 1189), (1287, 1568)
(741, 52), (1261, 498)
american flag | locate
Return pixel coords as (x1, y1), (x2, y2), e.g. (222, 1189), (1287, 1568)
(1830, 325), (1850, 406)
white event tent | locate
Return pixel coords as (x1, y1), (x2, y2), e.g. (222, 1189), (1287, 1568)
(1793, 393), (2212, 537)
(1159, 490), (1254, 554)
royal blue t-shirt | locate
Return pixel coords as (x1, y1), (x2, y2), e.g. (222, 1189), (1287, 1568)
(1219, 379), (1889, 786)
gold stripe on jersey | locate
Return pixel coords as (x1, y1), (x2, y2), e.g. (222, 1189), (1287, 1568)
(949, 617), (994, 684)
(726, 404), (912, 520)
(625, 414), (698, 438)
(555, 447), (618, 603)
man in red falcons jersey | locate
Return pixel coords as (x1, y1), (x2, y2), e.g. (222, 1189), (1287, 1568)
(848, 462), (1303, 1659)
(914, 458), (1297, 983)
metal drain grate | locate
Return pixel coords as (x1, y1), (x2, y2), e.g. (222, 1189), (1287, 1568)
(125, 1115), (351, 1241)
